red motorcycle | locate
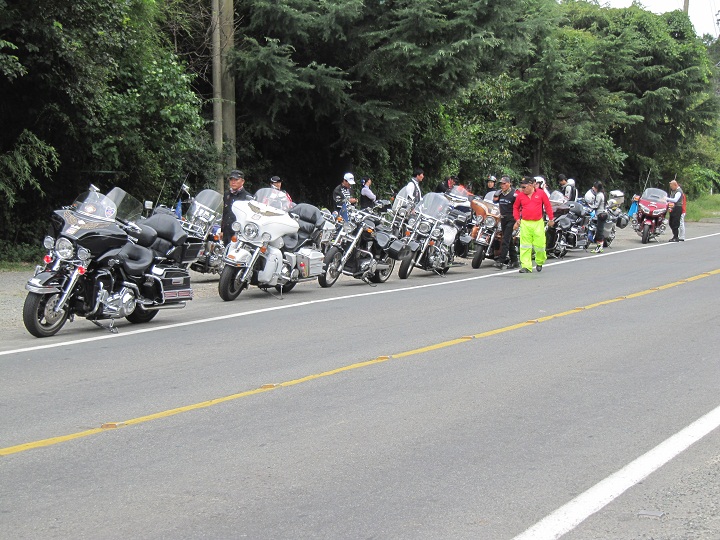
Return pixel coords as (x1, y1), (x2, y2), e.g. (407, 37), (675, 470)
(630, 188), (671, 244)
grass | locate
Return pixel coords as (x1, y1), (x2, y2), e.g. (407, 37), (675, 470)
(686, 194), (720, 222)
(0, 261), (36, 272)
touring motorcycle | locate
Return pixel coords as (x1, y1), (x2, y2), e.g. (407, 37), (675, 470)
(630, 188), (669, 243)
(218, 188), (327, 300)
(397, 192), (466, 279)
(23, 186), (198, 337)
(318, 202), (398, 287)
(546, 191), (591, 258)
(181, 188), (225, 275)
(588, 190), (628, 247)
(469, 191), (503, 268)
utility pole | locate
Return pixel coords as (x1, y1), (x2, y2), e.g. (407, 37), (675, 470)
(684, 0), (689, 14)
(220, 0), (236, 171)
(211, 0), (224, 193)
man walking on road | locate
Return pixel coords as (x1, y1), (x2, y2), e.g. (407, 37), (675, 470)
(513, 176), (554, 273)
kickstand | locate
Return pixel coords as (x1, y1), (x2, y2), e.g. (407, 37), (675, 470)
(362, 275), (378, 287)
(90, 319), (119, 334)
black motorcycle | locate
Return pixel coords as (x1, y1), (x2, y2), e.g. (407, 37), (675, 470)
(318, 202), (398, 287)
(23, 186), (200, 337)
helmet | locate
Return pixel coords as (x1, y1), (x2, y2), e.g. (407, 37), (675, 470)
(488, 175), (496, 182)
(616, 213), (630, 229)
(534, 176), (546, 188)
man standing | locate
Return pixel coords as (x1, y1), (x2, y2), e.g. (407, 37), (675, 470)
(404, 168), (424, 205)
(513, 176), (554, 273)
(666, 179), (684, 242)
(221, 169), (253, 241)
(435, 175), (456, 194)
(558, 174), (577, 201)
(333, 172), (357, 220)
(493, 176), (519, 269)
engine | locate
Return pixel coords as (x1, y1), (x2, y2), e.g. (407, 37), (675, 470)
(98, 286), (137, 317)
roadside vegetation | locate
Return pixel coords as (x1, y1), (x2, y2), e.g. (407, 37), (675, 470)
(686, 194), (720, 222)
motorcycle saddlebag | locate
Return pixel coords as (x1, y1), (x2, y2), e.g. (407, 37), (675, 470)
(177, 237), (204, 264)
(386, 239), (409, 260)
(152, 265), (193, 301)
(295, 247), (324, 278)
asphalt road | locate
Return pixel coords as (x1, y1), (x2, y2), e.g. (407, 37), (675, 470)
(1, 224), (720, 539)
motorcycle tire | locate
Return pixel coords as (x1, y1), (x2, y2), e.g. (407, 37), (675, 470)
(471, 245), (486, 269)
(275, 281), (296, 293)
(369, 257), (396, 283)
(218, 266), (245, 301)
(398, 252), (419, 280)
(641, 223), (651, 244)
(23, 292), (69, 338)
(318, 246), (342, 288)
(126, 306), (159, 324)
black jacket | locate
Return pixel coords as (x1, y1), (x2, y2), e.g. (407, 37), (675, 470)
(221, 188), (253, 240)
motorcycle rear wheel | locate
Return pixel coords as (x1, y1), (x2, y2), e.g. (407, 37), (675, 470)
(218, 266), (245, 301)
(126, 306), (159, 324)
(641, 223), (651, 244)
(23, 292), (69, 338)
(398, 252), (419, 279)
(369, 257), (396, 283)
(318, 246), (342, 288)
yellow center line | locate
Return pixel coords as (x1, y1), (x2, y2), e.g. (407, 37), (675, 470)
(2, 268), (719, 457)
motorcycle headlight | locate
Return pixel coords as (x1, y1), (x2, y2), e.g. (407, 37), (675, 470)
(55, 237), (74, 260)
(639, 204), (650, 214)
(77, 247), (91, 263)
(653, 209), (665, 216)
(475, 215), (484, 225)
(432, 227), (444, 238)
(418, 221), (431, 234)
(231, 221), (242, 232)
(407, 217), (417, 228)
(243, 222), (259, 239)
(261, 232), (272, 243)
(485, 216), (496, 228)
(43, 236), (55, 250)
(343, 220), (355, 233)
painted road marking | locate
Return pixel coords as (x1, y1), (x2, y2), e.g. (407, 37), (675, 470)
(2, 268), (718, 457)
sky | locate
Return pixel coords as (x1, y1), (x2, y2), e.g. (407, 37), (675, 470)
(601, 0), (719, 38)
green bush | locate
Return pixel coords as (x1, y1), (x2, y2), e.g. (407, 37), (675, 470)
(0, 241), (45, 263)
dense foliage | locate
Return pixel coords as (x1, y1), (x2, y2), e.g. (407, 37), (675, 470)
(1, 0), (719, 260)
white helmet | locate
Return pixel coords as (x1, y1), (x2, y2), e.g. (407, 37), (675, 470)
(533, 176), (546, 188)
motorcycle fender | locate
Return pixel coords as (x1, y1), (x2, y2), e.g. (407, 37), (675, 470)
(224, 244), (253, 267)
(408, 240), (421, 252)
(258, 246), (282, 285)
(26, 271), (63, 294)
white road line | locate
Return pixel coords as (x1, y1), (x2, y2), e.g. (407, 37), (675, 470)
(3, 232), (719, 358)
(513, 402), (720, 540)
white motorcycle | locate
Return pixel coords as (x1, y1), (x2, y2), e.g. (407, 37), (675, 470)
(218, 188), (327, 300)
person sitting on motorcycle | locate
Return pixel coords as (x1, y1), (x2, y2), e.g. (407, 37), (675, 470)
(492, 176), (519, 269)
(221, 169), (253, 241)
(333, 172), (357, 221)
(585, 181), (607, 253)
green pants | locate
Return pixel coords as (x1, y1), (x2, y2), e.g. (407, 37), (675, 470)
(519, 219), (547, 270)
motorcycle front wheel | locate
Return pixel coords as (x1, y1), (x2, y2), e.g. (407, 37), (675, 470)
(318, 246), (342, 288)
(23, 292), (69, 338)
(641, 223), (651, 244)
(218, 266), (246, 301)
(471, 244), (487, 269)
(369, 257), (396, 283)
(398, 251), (419, 279)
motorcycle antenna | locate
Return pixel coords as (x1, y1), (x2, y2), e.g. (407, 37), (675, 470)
(642, 168), (652, 191)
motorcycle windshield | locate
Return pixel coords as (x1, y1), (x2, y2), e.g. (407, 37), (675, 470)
(641, 188), (667, 202)
(253, 188), (293, 213)
(446, 186), (472, 207)
(549, 190), (567, 204)
(187, 189), (223, 221)
(392, 186), (412, 212)
(416, 193), (452, 219)
(483, 190), (497, 202)
(106, 187), (143, 222)
(70, 188), (141, 223)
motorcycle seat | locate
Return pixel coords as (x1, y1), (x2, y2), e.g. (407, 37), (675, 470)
(288, 203), (324, 248)
(142, 213), (189, 259)
(118, 242), (154, 276)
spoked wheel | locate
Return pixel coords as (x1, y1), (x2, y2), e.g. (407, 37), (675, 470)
(23, 292), (69, 338)
(126, 306), (159, 324)
(398, 252), (419, 279)
(641, 223), (651, 244)
(369, 257), (396, 283)
(471, 245), (487, 269)
(218, 266), (246, 301)
(318, 246), (342, 288)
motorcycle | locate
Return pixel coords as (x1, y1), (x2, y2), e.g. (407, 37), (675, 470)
(218, 188), (327, 300)
(318, 201), (398, 287)
(23, 186), (199, 337)
(386, 185), (415, 237)
(397, 192), (464, 279)
(588, 190), (627, 248)
(546, 191), (591, 258)
(469, 191), (503, 268)
(630, 188), (670, 244)
(180, 188), (226, 275)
